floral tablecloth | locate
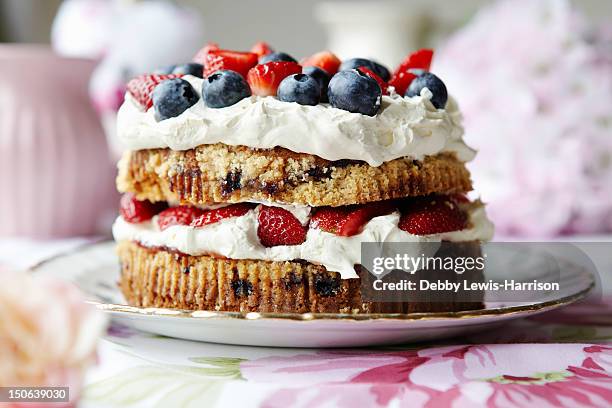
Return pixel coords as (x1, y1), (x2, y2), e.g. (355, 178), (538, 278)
(2, 238), (612, 408)
(82, 298), (612, 408)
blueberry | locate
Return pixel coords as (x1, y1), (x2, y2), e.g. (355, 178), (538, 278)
(328, 69), (381, 116)
(277, 74), (321, 106)
(153, 65), (176, 75)
(172, 63), (204, 78)
(404, 72), (448, 109)
(202, 69), (251, 108)
(152, 78), (200, 121)
(303, 66), (330, 102)
(259, 52), (297, 64)
(339, 58), (390, 81)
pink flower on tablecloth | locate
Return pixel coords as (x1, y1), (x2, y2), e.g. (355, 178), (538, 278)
(471, 345), (612, 407)
(582, 345), (612, 373)
(246, 344), (612, 407)
(242, 350), (433, 408)
(408, 344), (612, 407)
(240, 351), (413, 386)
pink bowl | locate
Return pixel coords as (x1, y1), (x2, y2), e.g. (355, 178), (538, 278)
(0, 45), (118, 238)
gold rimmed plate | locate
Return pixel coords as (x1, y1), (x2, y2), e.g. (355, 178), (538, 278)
(32, 242), (595, 347)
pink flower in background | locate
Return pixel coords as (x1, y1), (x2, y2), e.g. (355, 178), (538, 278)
(436, 0), (612, 237)
(0, 269), (107, 405)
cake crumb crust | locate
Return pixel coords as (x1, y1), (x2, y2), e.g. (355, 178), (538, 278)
(117, 143), (472, 207)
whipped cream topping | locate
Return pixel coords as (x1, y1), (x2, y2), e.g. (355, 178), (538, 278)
(117, 76), (476, 167)
(112, 204), (494, 279)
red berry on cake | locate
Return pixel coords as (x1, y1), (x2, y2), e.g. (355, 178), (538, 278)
(388, 71), (418, 96)
(203, 50), (259, 79)
(191, 203), (256, 228)
(192, 42), (220, 65)
(310, 201), (397, 236)
(388, 49), (434, 96)
(451, 193), (470, 204)
(126, 74), (182, 110)
(257, 205), (307, 247)
(357, 66), (389, 95)
(301, 51), (341, 75)
(393, 49), (434, 77)
(157, 206), (205, 231)
(398, 196), (467, 235)
(247, 61), (302, 96)
(119, 193), (167, 223)
(250, 41), (274, 57)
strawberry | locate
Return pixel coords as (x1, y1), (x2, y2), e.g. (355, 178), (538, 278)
(157, 206), (205, 231)
(310, 201), (397, 236)
(119, 193), (167, 223)
(257, 205), (307, 247)
(388, 71), (417, 96)
(301, 51), (341, 75)
(247, 61), (302, 96)
(192, 42), (220, 64)
(126, 74), (181, 110)
(251, 41), (274, 57)
(357, 66), (389, 95)
(393, 49), (434, 77)
(191, 203), (256, 228)
(203, 49), (259, 79)
(450, 193), (470, 204)
(398, 195), (467, 235)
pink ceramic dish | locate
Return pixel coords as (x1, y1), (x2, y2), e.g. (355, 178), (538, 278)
(0, 45), (117, 238)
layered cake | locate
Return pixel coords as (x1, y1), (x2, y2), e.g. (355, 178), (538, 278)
(112, 42), (494, 313)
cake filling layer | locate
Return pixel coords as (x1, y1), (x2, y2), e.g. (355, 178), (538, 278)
(113, 203), (494, 279)
(117, 75), (475, 167)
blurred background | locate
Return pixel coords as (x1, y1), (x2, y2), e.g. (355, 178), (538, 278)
(2, 0), (612, 52)
(0, 0), (611, 241)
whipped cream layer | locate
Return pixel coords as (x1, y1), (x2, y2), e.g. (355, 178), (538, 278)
(113, 204), (494, 279)
(117, 76), (476, 167)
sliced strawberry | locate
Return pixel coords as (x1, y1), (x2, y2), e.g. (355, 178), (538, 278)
(393, 49), (434, 77)
(157, 206), (205, 231)
(203, 49), (259, 79)
(119, 193), (167, 223)
(310, 207), (346, 234)
(257, 205), (307, 247)
(398, 195), (467, 235)
(126, 74), (182, 110)
(193, 42), (220, 64)
(310, 201), (397, 236)
(357, 66), (389, 95)
(301, 51), (341, 75)
(251, 41), (274, 57)
(388, 71), (417, 96)
(191, 203), (256, 228)
(247, 61), (302, 96)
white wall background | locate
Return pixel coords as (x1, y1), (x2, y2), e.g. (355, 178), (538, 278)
(2, 0), (611, 55)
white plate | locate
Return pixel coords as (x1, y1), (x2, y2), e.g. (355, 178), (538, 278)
(32, 242), (594, 348)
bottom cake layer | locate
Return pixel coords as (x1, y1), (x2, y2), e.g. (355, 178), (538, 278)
(117, 241), (485, 314)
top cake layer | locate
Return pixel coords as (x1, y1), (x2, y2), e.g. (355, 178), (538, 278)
(117, 75), (475, 167)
